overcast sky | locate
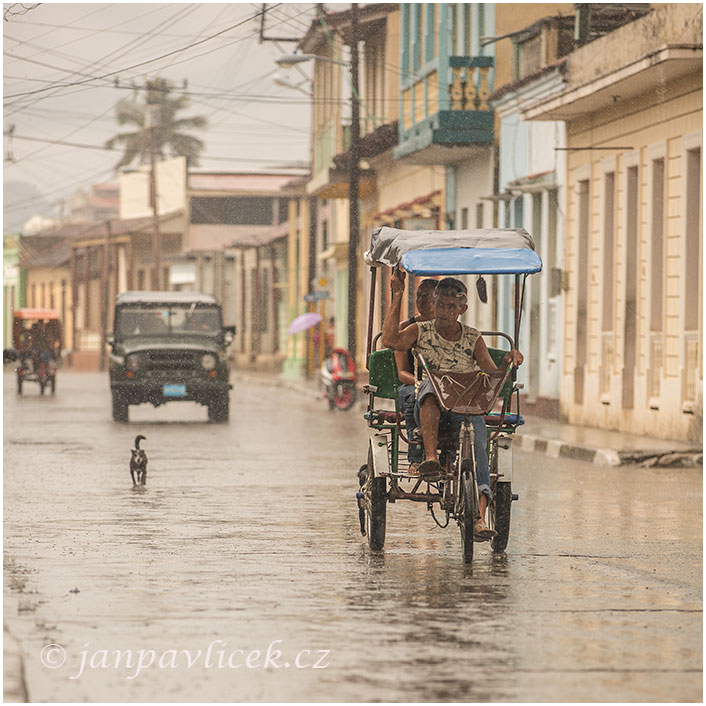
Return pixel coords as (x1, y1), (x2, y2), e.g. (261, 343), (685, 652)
(3, 1), (331, 231)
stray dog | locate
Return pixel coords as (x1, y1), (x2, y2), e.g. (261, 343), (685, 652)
(130, 435), (148, 486)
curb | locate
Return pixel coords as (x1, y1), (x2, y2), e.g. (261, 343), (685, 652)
(513, 433), (624, 466)
(234, 372), (702, 468)
(512, 431), (702, 467)
(3, 624), (28, 703)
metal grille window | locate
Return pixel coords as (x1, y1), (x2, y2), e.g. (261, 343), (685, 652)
(685, 147), (701, 331)
(602, 172), (615, 331)
(650, 158), (665, 332)
(648, 336), (663, 403)
(575, 179), (590, 405)
(683, 336), (699, 402)
(260, 268), (269, 333)
(460, 207), (468, 229)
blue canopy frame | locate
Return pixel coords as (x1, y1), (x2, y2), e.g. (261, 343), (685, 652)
(400, 247), (542, 275)
(364, 227), (543, 368)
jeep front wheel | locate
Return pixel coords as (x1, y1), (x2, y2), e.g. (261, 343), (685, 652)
(112, 392), (129, 423)
(208, 392), (229, 423)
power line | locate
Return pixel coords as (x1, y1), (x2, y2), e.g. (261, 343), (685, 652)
(5, 3), (115, 45)
(4, 4), (280, 100)
(6, 17), (224, 39)
(3, 4), (203, 112)
(6, 6), (302, 111)
(6, 132), (310, 164)
(3, 3), (42, 22)
(3, 5), (292, 117)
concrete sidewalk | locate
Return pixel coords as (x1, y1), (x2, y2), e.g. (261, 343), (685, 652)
(233, 370), (702, 468)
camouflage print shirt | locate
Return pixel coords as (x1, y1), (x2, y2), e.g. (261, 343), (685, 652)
(414, 320), (481, 378)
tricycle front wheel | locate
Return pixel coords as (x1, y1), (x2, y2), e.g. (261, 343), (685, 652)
(459, 459), (477, 564)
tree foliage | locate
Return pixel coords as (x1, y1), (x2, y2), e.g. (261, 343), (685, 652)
(105, 78), (207, 171)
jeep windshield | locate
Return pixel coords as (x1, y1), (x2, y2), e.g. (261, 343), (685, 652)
(115, 304), (222, 338)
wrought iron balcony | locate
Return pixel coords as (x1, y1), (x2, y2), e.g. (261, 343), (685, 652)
(394, 55), (494, 164)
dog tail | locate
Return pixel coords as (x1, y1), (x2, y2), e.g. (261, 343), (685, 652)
(134, 434), (146, 449)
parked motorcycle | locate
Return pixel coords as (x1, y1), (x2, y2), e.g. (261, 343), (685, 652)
(320, 347), (357, 411)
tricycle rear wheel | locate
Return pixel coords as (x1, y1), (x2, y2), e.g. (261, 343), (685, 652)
(490, 482), (512, 553)
(366, 448), (386, 550)
(459, 459), (477, 564)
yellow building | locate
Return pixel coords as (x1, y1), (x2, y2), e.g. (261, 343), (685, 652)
(524, 4), (703, 441)
(20, 229), (83, 354)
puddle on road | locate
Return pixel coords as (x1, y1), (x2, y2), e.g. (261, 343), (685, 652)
(3, 373), (702, 702)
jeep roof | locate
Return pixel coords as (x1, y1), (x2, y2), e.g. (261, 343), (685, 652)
(115, 291), (219, 306)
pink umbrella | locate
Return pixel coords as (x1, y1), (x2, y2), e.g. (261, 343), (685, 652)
(288, 312), (322, 335)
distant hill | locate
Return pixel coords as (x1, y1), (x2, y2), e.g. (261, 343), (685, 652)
(4, 180), (52, 233)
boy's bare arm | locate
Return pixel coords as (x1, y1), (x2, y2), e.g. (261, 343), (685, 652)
(474, 336), (524, 372)
(381, 269), (418, 351)
(395, 349), (415, 385)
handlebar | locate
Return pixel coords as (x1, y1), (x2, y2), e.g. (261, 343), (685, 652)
(373, 329), (514, 353)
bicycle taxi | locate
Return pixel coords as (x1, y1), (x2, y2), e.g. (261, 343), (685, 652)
(11, 308), (62, 395)
(357, 227), (542, 563)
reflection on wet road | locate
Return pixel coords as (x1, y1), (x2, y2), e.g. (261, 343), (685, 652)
(4, 371), (702, 701)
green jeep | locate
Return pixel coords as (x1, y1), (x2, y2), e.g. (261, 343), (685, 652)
(107, 292), (234, 423)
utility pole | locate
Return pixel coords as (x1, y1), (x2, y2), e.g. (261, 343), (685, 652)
(347, 3), (360, 360)
(100, 220), (111, 371)
(145, 93), (161, 290)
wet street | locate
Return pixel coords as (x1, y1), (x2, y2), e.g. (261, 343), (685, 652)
(4, 370), (702, 702)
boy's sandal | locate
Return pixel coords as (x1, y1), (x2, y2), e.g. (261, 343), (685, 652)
(417, 459), (443, 480)
(407, 463), (420, 476)
(474, 519), (497, 541)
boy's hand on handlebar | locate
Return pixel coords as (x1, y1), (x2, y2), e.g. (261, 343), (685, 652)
(390, 268), (406, 295)
(503, 349), (524, 367)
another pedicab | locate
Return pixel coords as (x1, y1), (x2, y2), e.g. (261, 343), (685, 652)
(357, 227), (542, 563)
(11, 308), (62, 396)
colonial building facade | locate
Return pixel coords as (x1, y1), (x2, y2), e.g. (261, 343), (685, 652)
(524, 3), (703, 441)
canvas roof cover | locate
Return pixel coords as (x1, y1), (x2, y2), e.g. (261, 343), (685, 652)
(364, 227), (542, 275)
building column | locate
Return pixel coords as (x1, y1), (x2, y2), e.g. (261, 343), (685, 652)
(70, 247), (78, 353)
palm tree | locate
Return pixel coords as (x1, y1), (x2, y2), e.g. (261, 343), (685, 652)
(105, 78), (207, 170)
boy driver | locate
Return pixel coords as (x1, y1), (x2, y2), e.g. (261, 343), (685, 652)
(381, 269), (523, 539)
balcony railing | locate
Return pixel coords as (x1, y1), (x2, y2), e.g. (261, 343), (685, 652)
(395, 55), (494, 161)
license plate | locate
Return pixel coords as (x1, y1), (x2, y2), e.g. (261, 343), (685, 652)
(163, 384), (186, 397)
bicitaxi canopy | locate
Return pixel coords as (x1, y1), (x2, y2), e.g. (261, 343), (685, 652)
(363, 226), (542, 276)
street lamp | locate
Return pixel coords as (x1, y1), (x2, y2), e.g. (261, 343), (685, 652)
(275, 5), (361, 360)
